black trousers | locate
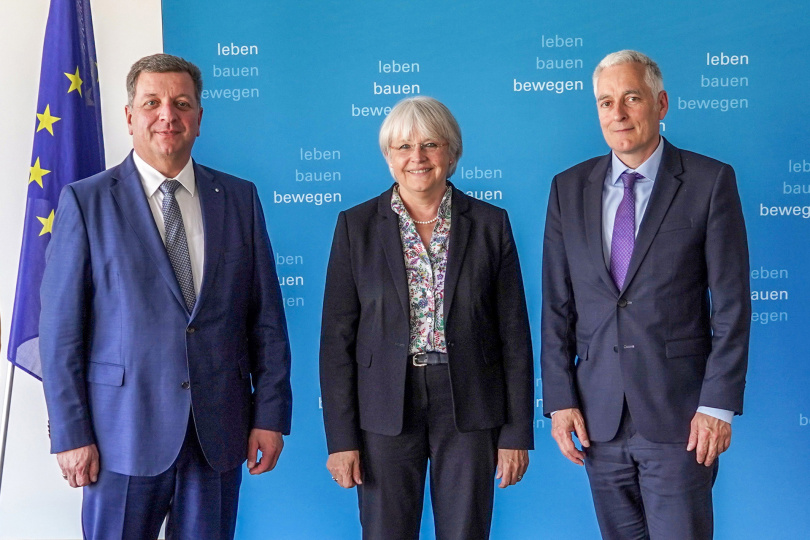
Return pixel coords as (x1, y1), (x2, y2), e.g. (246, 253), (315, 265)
(357, 364), (498, 540)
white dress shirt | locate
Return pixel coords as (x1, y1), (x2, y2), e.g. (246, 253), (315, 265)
(600, 137), (732, 425)
(132, 151), (205, 296)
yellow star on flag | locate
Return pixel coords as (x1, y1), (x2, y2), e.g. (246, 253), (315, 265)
(36, 104), (61, 135)
(29, 157), (51, 188)
(65, 67), (83, 96)
(37, 210), (55, 236)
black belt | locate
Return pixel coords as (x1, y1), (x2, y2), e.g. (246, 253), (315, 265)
(410, 351), (449, 367)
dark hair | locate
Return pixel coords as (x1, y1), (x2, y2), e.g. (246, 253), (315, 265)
(126, 53), (203, 106)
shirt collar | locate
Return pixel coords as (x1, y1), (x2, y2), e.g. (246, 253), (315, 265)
(132, 151), (196, 198)
(391, 184), (452, 219)
(608, 136), (664, 185)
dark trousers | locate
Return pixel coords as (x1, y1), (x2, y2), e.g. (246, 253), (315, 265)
(584, 405), (718, 540)
(81, 418), (242, 540)
(357, 364), (498, 540)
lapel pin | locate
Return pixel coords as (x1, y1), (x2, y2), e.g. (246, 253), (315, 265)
(215, 188), (220, 193)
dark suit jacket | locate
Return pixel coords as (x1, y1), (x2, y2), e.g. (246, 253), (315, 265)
(40, 152), (292, 476)
(541, 140), (751, 443)
(320, 184), (534, 454)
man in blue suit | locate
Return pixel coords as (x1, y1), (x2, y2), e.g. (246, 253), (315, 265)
(40, 54), (292, 539)
(541, 50), (750, 539)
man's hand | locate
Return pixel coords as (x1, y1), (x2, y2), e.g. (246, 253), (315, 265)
(495, 449), (528, 488)
(247, 429), (284, 475)
(326, 450), (362, 488)
(551, 408), (591, 465)
(687, 412), (731, 467)
(57, 444), (99, 488)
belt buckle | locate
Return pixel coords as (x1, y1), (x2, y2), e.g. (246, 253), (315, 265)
(412, 352), (428, 367)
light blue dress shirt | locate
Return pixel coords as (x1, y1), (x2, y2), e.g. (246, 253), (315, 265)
(601, 138), (664, 267)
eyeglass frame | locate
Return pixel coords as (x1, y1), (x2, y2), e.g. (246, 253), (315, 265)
(388, 141), (449, 155)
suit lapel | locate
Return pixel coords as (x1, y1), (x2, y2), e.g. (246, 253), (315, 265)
(584, 154), (618, 294)
(443, 186), (471, 321)
(109, 152), (188, 313)
(194, 162), (224, 319)
(376, 188), (409, 317)
(622, 141), (683, 291)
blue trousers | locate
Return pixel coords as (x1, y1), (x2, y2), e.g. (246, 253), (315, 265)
(584, 405), (718, 540)
(81, 419), (242, 540)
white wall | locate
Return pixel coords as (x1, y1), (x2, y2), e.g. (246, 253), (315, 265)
(0, 1), (162, 537)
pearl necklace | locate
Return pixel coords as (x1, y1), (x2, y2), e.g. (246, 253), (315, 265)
(412, 215), (439, 225)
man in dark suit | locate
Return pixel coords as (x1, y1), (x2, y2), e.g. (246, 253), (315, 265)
(541, 50), (750, 539)
(40, 53), (292, 539)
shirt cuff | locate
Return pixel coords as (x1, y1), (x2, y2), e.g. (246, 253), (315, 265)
(696, 406), (733, 424)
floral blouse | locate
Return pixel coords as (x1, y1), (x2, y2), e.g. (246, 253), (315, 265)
(391, 185), (452, 354)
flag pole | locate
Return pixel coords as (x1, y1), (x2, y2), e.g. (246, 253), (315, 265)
(0, 363), (15, 494)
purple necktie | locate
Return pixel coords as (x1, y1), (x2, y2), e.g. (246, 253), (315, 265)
(610, 171), (643, 290)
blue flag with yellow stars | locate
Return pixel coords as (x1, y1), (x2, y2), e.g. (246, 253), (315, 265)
(7, 0), (104, 378)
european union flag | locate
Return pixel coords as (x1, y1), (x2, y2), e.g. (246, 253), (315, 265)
(7, 0), (104, 378)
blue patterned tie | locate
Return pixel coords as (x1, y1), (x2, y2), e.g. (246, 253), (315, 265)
(610, 171), (643, 290)
(160, 180), (196, 312)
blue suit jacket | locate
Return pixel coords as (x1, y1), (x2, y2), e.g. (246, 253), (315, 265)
(40, 153), (292, 476)
(541, 140), (751, 443)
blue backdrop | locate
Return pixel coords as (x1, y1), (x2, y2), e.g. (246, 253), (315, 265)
(161, 1), (810, 537)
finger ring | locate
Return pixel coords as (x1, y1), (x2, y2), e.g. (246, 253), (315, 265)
(332, 477), (337, 481)
(517, 475), (523, 480)
(62, 474), (68, 480)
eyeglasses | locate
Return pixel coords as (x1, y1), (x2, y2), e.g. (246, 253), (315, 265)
(389, 142), (449, 156)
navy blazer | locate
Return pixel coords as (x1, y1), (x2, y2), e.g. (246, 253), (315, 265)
(541, 139), (751, 443)
(320, 184), (534, 454)
(40, 153), (292, 476)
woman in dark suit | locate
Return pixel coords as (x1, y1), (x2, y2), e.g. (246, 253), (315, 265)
(320, 96), (533, 540)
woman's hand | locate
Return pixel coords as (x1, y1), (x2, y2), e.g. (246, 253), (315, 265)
(495, 448), (529, 488)
(326, 450), (363, 488)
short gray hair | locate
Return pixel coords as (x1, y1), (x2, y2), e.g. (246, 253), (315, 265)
(593, 50), (664, 98)
(126, 53), (203, 106)
(379, 96), (463, 177)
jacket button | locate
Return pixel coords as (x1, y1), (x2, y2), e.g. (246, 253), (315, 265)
(186, 327), (196, 334)
(613, 346), (619, 353)
(181, 381), (190, 389)
(617, 298), (628, 308)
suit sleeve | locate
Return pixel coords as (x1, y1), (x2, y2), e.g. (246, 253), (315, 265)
(247, 184), (293, 434)
(699, 164), (751, 414)
(319, 211), (362, 454)
(494, 210), (535, 450)
(40, 186), (96, 454)
(540, 177), (580, 416)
